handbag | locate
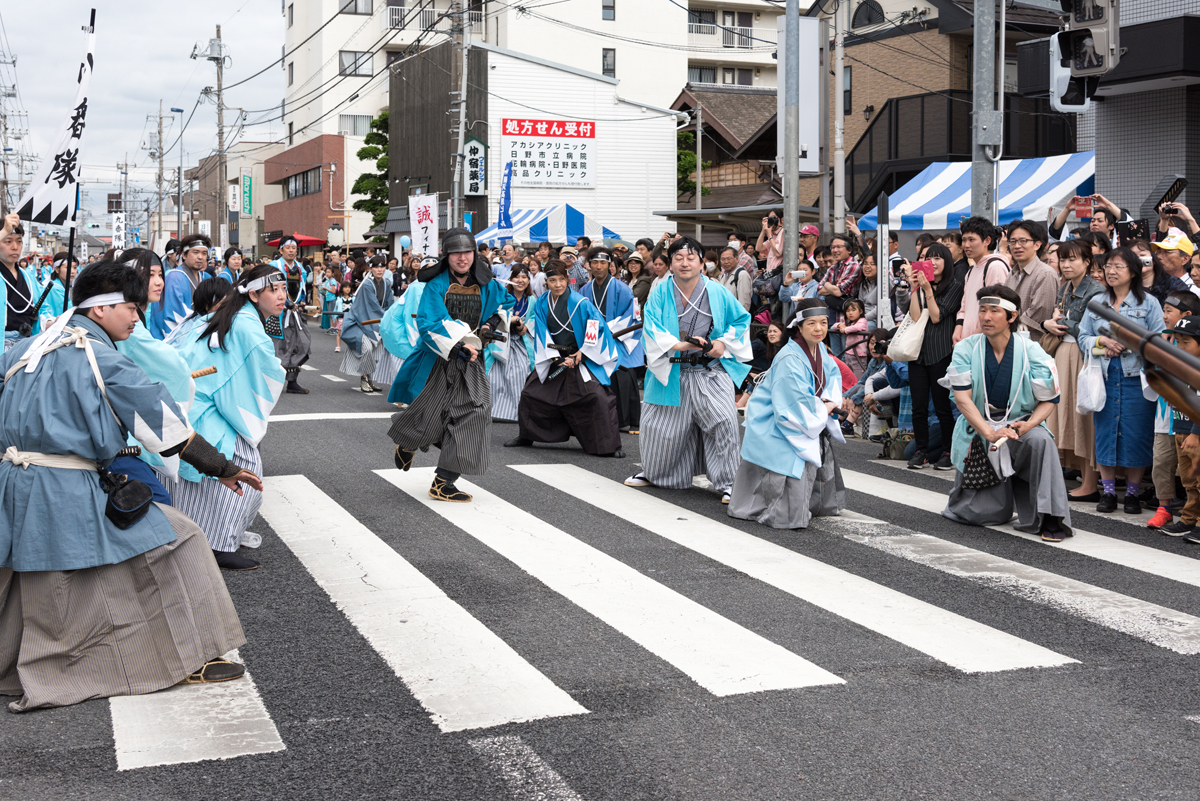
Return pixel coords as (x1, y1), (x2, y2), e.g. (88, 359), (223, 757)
(960, 435), (1003, 489)
(1076, 349), (1106, 414)
(97, 467), (154, 530)
(887, 308), (928, 362)
(1038, 298), (1066, 356)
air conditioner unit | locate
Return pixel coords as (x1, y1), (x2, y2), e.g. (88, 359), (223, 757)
(338, 130), (351, 136)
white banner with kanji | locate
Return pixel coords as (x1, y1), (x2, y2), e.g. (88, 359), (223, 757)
(408, 195), (439, 257)
(500, 118), (595, 189)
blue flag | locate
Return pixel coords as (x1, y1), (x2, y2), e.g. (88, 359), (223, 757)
(498, 161), (514, 230)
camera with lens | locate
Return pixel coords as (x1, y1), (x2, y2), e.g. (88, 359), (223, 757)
(871, 336), (890, 356)
(670, 351), (712, 366)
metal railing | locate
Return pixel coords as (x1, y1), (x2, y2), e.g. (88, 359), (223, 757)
(688, 22), (717, 35)
(722, 25), (753, 48)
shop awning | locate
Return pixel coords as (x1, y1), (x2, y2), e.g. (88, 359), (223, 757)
(475, 204), (619, 245)
(858, 152), (1095, 231)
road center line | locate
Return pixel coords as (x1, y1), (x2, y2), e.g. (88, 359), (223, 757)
(378, 468), (843, 696)
(260, 475), (587, 732)
(512, 464), (1074, 674)
(842, 470), (1200, 590)
(109, 649), (284, 771)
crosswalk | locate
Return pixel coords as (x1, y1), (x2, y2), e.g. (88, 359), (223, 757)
(69, 461), (1200, 778)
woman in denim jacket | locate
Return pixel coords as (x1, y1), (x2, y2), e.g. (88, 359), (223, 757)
(1043, 240), (1106, 500)
(1077, 246), (1166, 513)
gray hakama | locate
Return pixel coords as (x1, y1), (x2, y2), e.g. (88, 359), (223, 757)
(373, 350), (404, 387)
(340, 334), (381, 378)
(640, 367), (741, 494)
(389, 357), (491, 477)
(157, 435), (264, 553)
(273, 307), (311, 373)
(728, 433), (845, 529)
(490, 336), (532, 423)
(0, 503), (245, 712)
(942, 426), (1073, 535)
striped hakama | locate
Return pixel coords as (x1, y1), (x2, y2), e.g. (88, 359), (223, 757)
(389, 356), (491, 477)
(641, 367), (741, 494)
(340, 334), (381, 378)
(489, 337), (532, 422)
(373, 350), (404, 387)
(157, 435), (264, 553)
(0, 503), (245, 712)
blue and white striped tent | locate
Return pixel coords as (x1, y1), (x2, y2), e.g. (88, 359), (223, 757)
(858, 152), (1095, 231)
(475, 204), (620, 245)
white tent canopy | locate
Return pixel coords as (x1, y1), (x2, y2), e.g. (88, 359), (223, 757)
(475, 204), (619, 245)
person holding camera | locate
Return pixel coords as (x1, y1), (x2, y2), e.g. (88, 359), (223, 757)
(0, 212), (44, 351)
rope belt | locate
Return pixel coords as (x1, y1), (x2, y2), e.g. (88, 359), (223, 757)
(2, 446), (97, 471)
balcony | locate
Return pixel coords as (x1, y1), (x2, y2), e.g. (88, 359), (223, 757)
(687, 21), (772, 49)
(384, 4), (442, 31)
(845, 90), (1075, 214)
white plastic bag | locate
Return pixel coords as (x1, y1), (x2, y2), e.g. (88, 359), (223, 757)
(886, 308), (928, 362)
(1076, 350), (1106, 414)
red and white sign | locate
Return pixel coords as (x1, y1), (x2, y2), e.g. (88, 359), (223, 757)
(584, 319), (600, 346)
(408, 194), (439, 257)
(501, 118), (596, 190)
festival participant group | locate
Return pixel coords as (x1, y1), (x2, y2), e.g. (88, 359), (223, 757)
(1, 193), (1199, 712)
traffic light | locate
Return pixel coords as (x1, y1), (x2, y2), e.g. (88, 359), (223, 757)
(1050, 0), (1121, 113)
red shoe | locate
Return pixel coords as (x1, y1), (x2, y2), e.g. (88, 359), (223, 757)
(1146, 506), (1173, 529)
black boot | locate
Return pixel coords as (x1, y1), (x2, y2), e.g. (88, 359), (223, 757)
(213, 549), (260, 571)
(286, 370), (309, 394)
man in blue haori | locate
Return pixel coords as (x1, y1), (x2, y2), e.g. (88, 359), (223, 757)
(504, 260), (623, 457)
(1, 212), (44, 352)
(939, 285), (1072, 542)
(625, 236), (753, 504)
(580, 246), (644, 432)
(388, 228), (513, 503)
(0, 260), (261, 712)
(156, 233), (211, 341)
(268, 234), (313, 394)
(340, 257), (395, 393)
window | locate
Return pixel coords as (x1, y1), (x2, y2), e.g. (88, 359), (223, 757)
(339, 114), (373, 136)
(340, 0), (372, 14)
(737, 68), (753, 86)
(687, 9), (715, 34)
(843, 66), (852, 115)
(288, 62), (294, 86)
(287, 3), (293, 27)
(287, 122), (294, 146)
(688, 66), (716, 84)
(602, 0), (614, 20)
(285, 167), (322, 200)
(601, 48), (615, 78)
(851, 0), (884, 28)
(339, 50), (372, 76)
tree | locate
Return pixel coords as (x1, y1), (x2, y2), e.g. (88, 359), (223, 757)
(676, 129), (712, 199)
(351, 111), (389, 242)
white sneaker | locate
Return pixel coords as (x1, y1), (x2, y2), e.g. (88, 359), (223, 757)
(624, 472), (651, 487)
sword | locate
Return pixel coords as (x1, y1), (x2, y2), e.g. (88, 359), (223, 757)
(191, 366), (217, 379)
(612, 321), (643, 339)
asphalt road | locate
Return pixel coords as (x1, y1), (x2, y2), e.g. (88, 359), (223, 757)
(3, 334), (1200, 801)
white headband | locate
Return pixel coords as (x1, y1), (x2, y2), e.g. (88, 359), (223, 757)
(979, 296), (1018, 313)
(53, 259), (66, 269)
(238, 273), (284, 294)
(787, 306), (830, 328)
(20, 292), (132, 374)
(76, 292), (129, 309)
(590, 252), (612, 263)
(183, 241), (209, 253)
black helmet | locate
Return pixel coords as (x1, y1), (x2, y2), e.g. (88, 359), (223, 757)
(442, 227), (477, 255)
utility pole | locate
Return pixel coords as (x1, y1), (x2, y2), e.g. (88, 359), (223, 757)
(971, 0), (1000, 221)
(695, 104), (703, 245)
(783, 0), (799, 275)
(156, 101), (164, 250)
(449, 2), (469, 229)
(832, 3), (845, 234)
(215, 25), (227, 249)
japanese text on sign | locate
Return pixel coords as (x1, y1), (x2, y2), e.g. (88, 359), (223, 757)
(408, 195), (439, 257)
(500, 118), (596, 189)
(464, 137), (486, 196)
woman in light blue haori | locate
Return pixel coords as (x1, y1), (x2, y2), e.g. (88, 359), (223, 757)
(728, 298), (846, 529)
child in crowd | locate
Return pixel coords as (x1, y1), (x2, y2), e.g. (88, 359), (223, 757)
(836, 298), (870, 378)
(842, 328), (891, 435)
(1147, 291), (1200, 529)
(1158, 316), (1200, 544)
(333, 281), (351, 353)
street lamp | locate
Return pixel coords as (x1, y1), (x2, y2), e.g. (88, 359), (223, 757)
(171, 107), (186, 244)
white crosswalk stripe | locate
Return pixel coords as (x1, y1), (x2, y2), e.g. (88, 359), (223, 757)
(321, 374), (347, 382)
(299, 364), (317, 371)
(512, 464), (1075, 673)
(841, 470), (1200, 589)
(379, 468), (845, 696)
(469, 736), (586, 801)
(259, 475), (588, 732)
(108, 649), (284, 771)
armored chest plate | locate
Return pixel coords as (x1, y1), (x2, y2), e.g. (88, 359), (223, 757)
(444, 283), (482, 330)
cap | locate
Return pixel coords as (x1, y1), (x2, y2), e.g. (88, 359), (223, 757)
(800, 225), (821, 237)
(1165, 316), (1200, 339)
(560, 246), (578, 256)
(442, 227), (477, 254)
(1152, 227), (1195, 256)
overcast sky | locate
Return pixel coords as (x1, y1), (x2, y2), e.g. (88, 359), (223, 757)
(2, 0), (285, 231)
